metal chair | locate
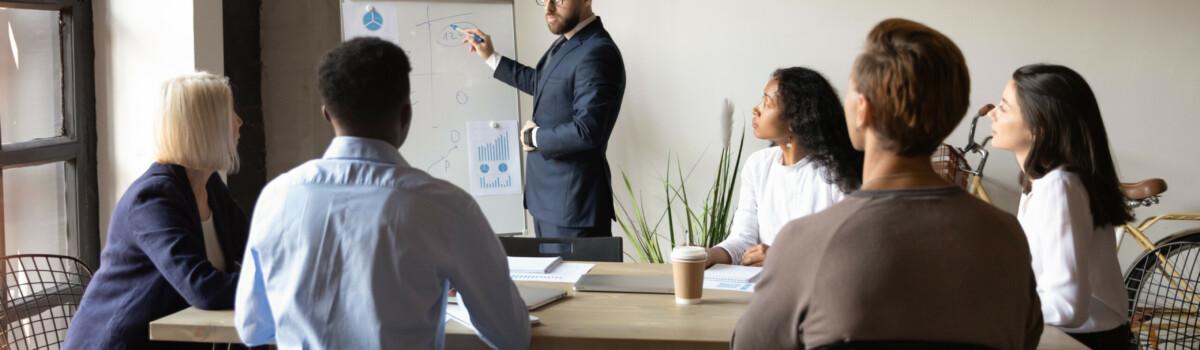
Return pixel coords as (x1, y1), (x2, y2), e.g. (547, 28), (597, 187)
(1, 254), (93, 350)
(499, 237), (623, 262)
(1125, 242), (1200, 349)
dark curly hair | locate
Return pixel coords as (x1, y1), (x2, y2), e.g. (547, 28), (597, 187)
(772, 67), (864, 193)
(318, 37), (411, 123)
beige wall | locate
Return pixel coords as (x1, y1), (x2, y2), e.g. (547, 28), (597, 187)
(93, 0), (223, 242)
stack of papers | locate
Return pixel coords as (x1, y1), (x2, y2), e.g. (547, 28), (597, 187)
(510, 262), (594, 284)
(704, 264), (762, 283)
(507, 257), (563, 274)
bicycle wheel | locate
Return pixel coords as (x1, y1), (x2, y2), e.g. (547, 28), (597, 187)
(1128, 229), (1200, 303)
(1124, 241), (1200, 349)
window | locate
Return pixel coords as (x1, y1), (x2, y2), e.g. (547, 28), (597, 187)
(0, 1), (98, 269)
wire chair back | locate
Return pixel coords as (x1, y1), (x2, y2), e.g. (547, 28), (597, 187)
(1126, 242), (1200, 349)
(1, 254), (94, 350)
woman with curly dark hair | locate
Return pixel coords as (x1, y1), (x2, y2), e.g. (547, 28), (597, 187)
(706, 67), (863, 267)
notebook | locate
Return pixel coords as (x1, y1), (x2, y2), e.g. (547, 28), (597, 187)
(448, 286), (567, 311)
(507, 256), (563, 274)
(704, 264), (762, 283)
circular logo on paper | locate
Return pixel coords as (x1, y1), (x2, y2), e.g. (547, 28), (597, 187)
(363, 9), (384, 32)
(498, 163), (509, 173)
(480, 164), (490, 174)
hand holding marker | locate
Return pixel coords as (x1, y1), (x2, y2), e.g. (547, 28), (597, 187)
(450, 24), (484, 43)
(459, 26), (494, 59)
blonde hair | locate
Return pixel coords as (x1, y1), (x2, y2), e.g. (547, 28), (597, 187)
(153, 72), (239, 173)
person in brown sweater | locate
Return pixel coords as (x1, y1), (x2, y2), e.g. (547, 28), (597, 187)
(732, 18), (1044, 350)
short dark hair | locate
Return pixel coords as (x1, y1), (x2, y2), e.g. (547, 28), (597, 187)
(318, 37), (411, 123)
(772, 67), (864, 193)
(852, 18), (970, 157)
(1014, 64), (1133, 226)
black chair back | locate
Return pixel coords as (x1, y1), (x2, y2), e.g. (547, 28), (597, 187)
(499, 237), (623, 262)
(814, 341), (993, 350)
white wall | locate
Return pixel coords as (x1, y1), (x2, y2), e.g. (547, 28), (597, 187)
(93, 0), (224, 243)
(259, 1), (1200, 267)
(503, 0), (1200, 266)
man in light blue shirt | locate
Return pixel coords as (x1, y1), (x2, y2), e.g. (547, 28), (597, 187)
(234, 37), (530, 350)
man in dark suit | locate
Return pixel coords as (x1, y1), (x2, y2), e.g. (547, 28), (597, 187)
(463, 0), (625, 238)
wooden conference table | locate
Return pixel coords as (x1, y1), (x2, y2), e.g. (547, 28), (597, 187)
(149, 262), (1088, 349)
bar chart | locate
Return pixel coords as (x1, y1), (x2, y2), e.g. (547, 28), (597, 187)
(468, 120), (520, 196)
(476, 132), (510, 163)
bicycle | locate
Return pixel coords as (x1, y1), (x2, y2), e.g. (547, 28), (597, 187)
(932, 104), (1200, 349)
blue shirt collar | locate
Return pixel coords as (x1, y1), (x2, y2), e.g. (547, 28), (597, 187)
(322, 136), (409, 167)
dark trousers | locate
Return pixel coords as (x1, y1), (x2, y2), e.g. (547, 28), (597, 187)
(533, 219), (612, 239)
(1067, 324), (1133, 350)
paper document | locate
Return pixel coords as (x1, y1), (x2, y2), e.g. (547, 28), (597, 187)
(510, 262), (594, 284)
(703, 280), (755, 293)
(704, 264), (762, 283)
(467, 121), (521, 196)
(507, 256), (563, 274)
(446, 302), (540, 332)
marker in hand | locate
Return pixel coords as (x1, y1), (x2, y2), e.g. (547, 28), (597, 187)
(450, 24), (484, 43)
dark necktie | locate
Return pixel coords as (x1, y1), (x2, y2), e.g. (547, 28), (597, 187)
(547, 37), (567, 62)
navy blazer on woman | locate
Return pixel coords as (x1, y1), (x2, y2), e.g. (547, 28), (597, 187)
(64, 163), (247, 350)
(494, 17), (626, 229)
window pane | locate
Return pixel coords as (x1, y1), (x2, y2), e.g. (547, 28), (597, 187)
(0, 8), (64, 145)
(3, 162), (69, 256)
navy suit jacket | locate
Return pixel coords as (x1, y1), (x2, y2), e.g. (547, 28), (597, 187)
(64, 163), (247, 350)
(494, 17), (626, 228)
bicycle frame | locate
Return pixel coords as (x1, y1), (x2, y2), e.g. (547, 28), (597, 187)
(958, 104), (994, 204)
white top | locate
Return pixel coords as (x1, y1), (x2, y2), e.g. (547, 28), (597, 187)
(200, 218), (226, 272)
(234, 137), (530, 350)
(715, 146), (845, 264)
(1018, 168), (1128, 333)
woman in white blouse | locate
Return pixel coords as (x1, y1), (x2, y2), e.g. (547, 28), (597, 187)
(989, 64), (1132, 349)
(706, 67), (863, 267)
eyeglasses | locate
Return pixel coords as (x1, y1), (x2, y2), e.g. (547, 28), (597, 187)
(546, 0), (570, 8)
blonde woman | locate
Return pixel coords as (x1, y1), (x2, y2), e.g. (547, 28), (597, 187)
(66, 72), (246, 350)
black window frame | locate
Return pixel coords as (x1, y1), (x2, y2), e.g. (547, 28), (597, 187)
(0, 0), (99, 269)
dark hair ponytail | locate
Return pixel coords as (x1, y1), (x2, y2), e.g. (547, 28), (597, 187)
(1013, 64), (1133, 227)
(772, 67), (864, 193)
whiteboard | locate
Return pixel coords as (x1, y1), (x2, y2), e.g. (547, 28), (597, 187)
(341, 0), (524, 234)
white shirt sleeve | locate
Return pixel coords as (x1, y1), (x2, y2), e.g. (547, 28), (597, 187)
(716, 151), (763, 265)
(1027, 174), (1093, 328)
(485, 52), (501, 71)
(531, 127), (539, 148)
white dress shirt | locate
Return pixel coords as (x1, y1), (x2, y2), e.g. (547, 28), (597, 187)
(1018, 167), (1128, 333)
(485, 15), (598, 148)
(715, 146), (845, 264)
(235, 136), (530, 350)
